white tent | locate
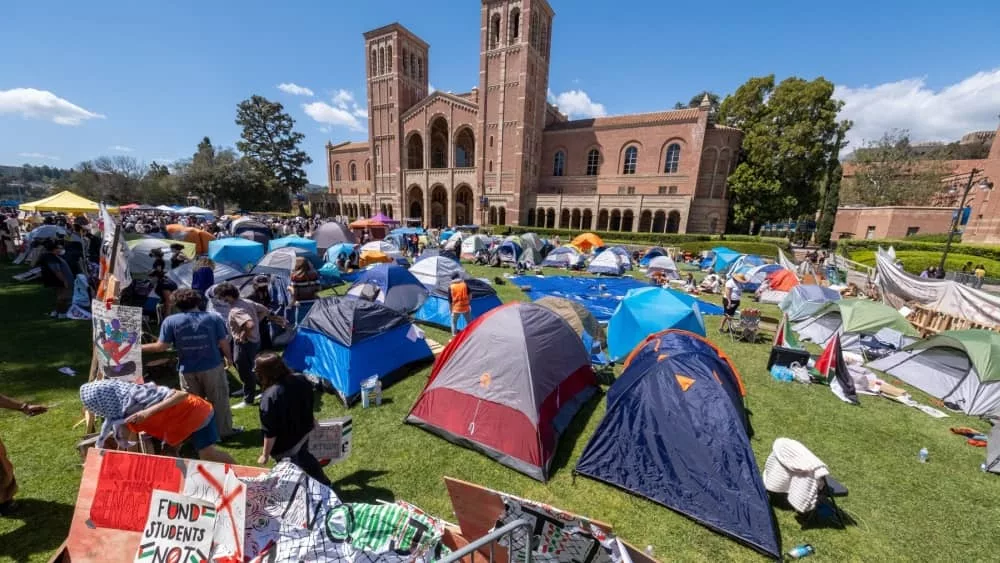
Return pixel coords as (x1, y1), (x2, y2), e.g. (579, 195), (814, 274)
(178, 206), (215, 215)
(460, 234), (489, 259)
(361, 240), (401, 258)
(409, 256), (466, 288)
(586, 249), (625, 276)
(646, 256), (679, 280)
(155, 205), (177, 212)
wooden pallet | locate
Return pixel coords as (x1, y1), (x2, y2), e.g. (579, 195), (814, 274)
(426, 337), (447, 356)
(906, 304), (1000, 336)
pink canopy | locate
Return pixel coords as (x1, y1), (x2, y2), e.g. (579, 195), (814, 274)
(369, 212), (399, 225)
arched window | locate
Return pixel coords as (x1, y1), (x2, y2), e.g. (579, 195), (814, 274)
(610, 209), (622, 231)
(666, 210), (681, 233)
(509, 8), (521, 43)
(541, 20), (549, 54)
(498, 207), (506, 226)
(664, 143), (681, 173)
(374, 146), (382, 174)
(370, 49), (377, 75)
(334, 163), (341, 181)
(349, 162), (357, 181)
(490, 14), (501, 49)
(571, 209), (581, 229)
(429, 117), (449, 169)
(409, 53), (416, 78)
(365, 160), (371, 180)
(417, 58), (423, 81)
(454, 128), (475, 168)
(652, 211), (666, 232)
(586, 149), (600, 176)
(582, 209), (593, 230)
(378, 47), (385, 75)
(406, 133), (424, 169)
(559, 209), (570, 229)
(531, 10), (539, 48)
(622, 210), (635, 232)
(386, 45), (393, 72)
(622, 146), (638, 175)
(402, 48), (409, 75)
(526, 208), (535, 226)
(553, 151), (565, 176)
(545, 208), (555, 228)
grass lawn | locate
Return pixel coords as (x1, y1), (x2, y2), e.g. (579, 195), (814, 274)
(2, 261), (999, 562)
(849, 249), (1000, 278)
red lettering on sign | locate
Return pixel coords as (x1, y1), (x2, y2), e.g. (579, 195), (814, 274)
(89, 451), (182, 531)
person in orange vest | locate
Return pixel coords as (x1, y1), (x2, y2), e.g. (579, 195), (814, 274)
(449, 272), (472, 336)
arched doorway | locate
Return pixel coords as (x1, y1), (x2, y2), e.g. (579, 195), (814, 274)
(488, 206), (498, 225)
(430, 185), (448, 227)
(609, 210), (622, 231)
(429, 117), (449, 168)
(597, 209), (609, 230)
(571, 209), (581, 229)
(454, 128), (475, 168)
(666, 210), (681, 233)
(559, 209), (570, 228)
(454, 184), (473, 225)
(498, 207), (506, 225)
(407, 185), (424, 223)
(526, 208), (535, 226)
(406, 133), (424, 169)
(652, 211), (666, 233)
(582, 209), (593, 230)
(536, 208), (545, 227)
(545, 208), (555, 228)
(387, 204), (393, 218)
(622, 210), (634, 232)
(639, 210), (653, 232)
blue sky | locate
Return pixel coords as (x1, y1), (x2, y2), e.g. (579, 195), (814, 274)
(2, 0), (999, 184)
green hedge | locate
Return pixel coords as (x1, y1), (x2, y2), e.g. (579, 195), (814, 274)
(839, 239), (1000, 262)
(503, 226), (790, 251)
(675, 241), (785, 258)
(850, 250), (1000, 276)
(899, 233), (961, 243)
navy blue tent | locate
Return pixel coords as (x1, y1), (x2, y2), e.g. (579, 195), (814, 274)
(283, 297), (433, 404)
(639, 247), (668, 266)
(345, 263), (428, 314)
(575, 330), (780, 559)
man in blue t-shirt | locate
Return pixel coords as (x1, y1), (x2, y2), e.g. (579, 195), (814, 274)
(142, 288), (236, 437)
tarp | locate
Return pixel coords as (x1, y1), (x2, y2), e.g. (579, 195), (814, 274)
(640, 247), (668, 267)
(20, 191), (106, 213)
(868, 330), (1000, 417)
(178, 206), (214, 215)
(587, 249), (626, 276)
(369, 212), (399, 225)
(875, 252), (1000, 327)
(576, 330), (780, 559)
(571, 233), (604, 253)
(361, 240), (400, 256)
(324, 242), (358, 263)
(711, 247), (742, 273)
(208, 237), (264, 272)
(608, 287), (706, 361)
(268, 235), (317, 253)
(541, 246), (585, 269)
(777, 248), (798, 272)
(406, 302), (597, 481)
(312, 222), (356, 251)
(360, 249), (393, 268)
(780, 285), (841, 321)
(346, 264), (428, 314)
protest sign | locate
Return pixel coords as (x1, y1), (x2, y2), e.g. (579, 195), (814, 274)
(92, 300), (143, 382)
(134, 490), (214, 563)
(308, 417), (353, 463)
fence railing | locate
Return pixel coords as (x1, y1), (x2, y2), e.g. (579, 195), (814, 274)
(439, 519), (532, 563)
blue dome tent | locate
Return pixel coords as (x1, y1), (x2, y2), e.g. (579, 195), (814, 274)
(497, 240), (522, 265)
(541, 246), (585, 269)
(413, 277), (501, 330)
(208, 237), (265, 272)
(268, 235), (318, 253)
(727, 254), (766, 278)
(283, 297), (433, 405)
(698, 251), (716, 270)
(345, 263), (428, 314)
(324, 242), (358, 264)
(711, 247), (742, 273)
(576, 330), (780, 560)
(639, 247), (668, 266)
(607, 287), (705, 361)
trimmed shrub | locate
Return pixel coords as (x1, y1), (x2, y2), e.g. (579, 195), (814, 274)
(838, 239), (1000, 262)
(849, 250), (1000, 277)
(504, 226), (791, 252)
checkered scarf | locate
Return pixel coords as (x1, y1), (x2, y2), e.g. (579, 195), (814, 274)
(80, 380), (171, 448)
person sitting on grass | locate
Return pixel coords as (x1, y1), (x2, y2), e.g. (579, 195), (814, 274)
(683, 272), (698, 293)
(0, 394), (47, 517)
(80, 379), (235, 464)
(254, 352), (330, 486)
(699, 273), (721, 294)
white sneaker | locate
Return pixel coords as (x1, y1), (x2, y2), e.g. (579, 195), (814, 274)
(231, 401), (254, 409)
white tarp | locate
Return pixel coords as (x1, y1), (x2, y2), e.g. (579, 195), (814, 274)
(875, 252), (1000, 327)
(777, 248), (799, 273)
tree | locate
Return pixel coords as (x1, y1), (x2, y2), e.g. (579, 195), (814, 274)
(840, 130), (949, 206)
(717, 75), (851, 232)
(175, 136), (288, 213)
(235, 96), (311, 201)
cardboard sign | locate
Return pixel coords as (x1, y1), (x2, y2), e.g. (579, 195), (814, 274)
(308, 417), (352, 463)
(92, 299), (144, 382)
(181, 461), (246, 561)
(134, 490), (214, 563)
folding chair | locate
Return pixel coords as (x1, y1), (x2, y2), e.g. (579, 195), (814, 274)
(730, 308), (761, 343)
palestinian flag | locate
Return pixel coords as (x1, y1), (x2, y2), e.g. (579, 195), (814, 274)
(815, 336), (859, 405)
(773, 314), (801, 349)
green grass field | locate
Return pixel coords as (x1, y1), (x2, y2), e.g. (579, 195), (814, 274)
(849, 250), (1000, 278)
(1, 261), (999, 562)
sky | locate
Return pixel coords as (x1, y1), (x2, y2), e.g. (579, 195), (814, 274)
(2, 0), (999, 184)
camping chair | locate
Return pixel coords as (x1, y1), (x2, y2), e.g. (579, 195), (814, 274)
(763, 438), (850, 529)
(730, 308), (761, 343)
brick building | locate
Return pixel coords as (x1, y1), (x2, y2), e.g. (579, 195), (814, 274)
(831, 206), (957, 240)
(314, 0), (742, 234)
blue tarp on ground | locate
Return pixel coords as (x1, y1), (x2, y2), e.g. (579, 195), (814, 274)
(512, 276), (723, 322)
(576, 330), (781, 559)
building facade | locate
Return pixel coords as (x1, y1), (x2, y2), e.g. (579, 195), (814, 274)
(315, 0), (742, 234)
(831, 206), (957, 240)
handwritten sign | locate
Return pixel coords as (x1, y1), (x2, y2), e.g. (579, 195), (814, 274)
(182, 462), (246, 561)
(134, 490), (214, 563)
(308, 417), (353, 463)
(92, 300), (144, 382)
(90, 452), (182, 531)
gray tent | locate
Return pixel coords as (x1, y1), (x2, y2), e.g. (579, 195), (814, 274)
(780, 285), (841, 322)
(311, 222), (356, 253)
(168, 260), (242, 288)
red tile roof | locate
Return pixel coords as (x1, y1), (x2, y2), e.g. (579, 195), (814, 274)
(329, 141), (369, 153)
(545, 108), (701, 132)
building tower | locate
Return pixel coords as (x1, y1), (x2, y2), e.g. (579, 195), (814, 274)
(476, 0), (554, 225)
(363, 24), (430, 217)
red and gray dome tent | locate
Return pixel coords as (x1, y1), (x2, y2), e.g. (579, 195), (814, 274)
(406, 302), (598, 481)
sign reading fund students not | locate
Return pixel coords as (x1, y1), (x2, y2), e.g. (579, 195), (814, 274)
(134, 490), (214, 563)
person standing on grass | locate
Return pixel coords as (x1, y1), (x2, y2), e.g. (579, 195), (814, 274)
(191, 257), (215, 311)
(141, 288), (238, 437)
(214, 282), (288, 409)
(975, 264), (987, 289)
(719, 273), (746, 332)
(80, 380), (235, 464)
(449, 272), (471, 336)
(0, 394), (47, 516)
(254, 353), (330, 486)
(38, 240), (73, 319)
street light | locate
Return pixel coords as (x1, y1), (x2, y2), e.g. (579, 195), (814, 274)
(939, 168), (993, 273)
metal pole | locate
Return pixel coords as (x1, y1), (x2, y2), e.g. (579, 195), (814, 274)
(938, 169), (978, 273)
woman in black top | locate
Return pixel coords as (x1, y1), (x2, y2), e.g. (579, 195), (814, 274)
(254, 353), (329, 485)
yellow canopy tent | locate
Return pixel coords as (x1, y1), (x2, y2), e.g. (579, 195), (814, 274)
(19, 191), (115, 213)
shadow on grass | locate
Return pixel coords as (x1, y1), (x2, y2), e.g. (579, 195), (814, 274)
(333, 469), (395, 504)
(0, 497), (75, 563)
(548, 388), (604, 479)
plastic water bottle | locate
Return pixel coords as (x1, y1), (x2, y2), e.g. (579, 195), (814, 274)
(919, 447), (929, 463)
(786, 544), (815, 559)
(374, 379), (383, 406)
(644, 546), (654, 558)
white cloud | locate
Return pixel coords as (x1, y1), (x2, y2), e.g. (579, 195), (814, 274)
(110, 145), (134, 152)
(17, 152), (59, 161)
(332, 89), (355, 109)
(429, 84), (437, 94)
(0, 87), (104, 126)
(277, 83), (314, 97)
(352, 106), (368, 119)
(302, 101), (366, 132)
(551, 89), (607, 119)
(836, 68), (1000, 152)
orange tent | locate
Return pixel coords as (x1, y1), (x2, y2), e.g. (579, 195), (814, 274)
(767, 269), (800, 291)
(165, 224), (215, 255)
(349, 218), (385, 229)
(359, 249), (393, 268)
(570, 232), (604, 252)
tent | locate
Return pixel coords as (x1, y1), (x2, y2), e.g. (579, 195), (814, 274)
(646, 255), (680, 279)
(118, 203), (140, 211)
(606, 246), (633, 270)
(780, 285), (841, 321)
(639, 247), (668, 267)
(571, 233), (604, 253)
(125, 238), (195, 276)
(165, 224), (215, 255)
(587, 249), (626, 276)
(283, 297), (432, 404)
(408, 255), (465, 287)
(361, 240), (400, 257)
(25, 225), (68, 242)
(699, 251), (716, 270)
(608, 287), (705, 361)
(19, 191), (107, 213)
(406, 302), (597, 481)
(868, 330), (1000, 417)
(792, 299), (918, 351)
(767, 269), (799, 292)
(411, 258), (501, 330)
(324, 242), (358, 264)
(575, 330), (780, 559)
(541, 246), (585, 269)
(177, 206), (214, 215)
(535, 296), (608, 364)
(168, 260), (242, 288)
(711, 247), (742, 273)
(268, 235), (317, 253)
(746, 264), (784, 291)
(253, 247), (323, 276)
(311, 222), (356, 252)
(208, 237), (265, 272)
(519, 232), (543, 253)
(359, 250), (393, 268)
(443, 233), (463, 252)
(345, 264), (428, 314)
(497, 240), (521, 265)
(726, 254), (766, 280)
(232, 220), (272, 241)
(154, 205), (176, 212)
(460, 234), (490, 260)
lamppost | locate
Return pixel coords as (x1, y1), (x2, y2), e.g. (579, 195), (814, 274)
(939, 168), (993, 273)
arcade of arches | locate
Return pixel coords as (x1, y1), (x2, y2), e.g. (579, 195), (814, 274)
(406, 183), (481, 228)
(527, 206), (683, 233)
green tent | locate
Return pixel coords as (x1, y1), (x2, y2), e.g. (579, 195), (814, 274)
(792, 299), (918, 350)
